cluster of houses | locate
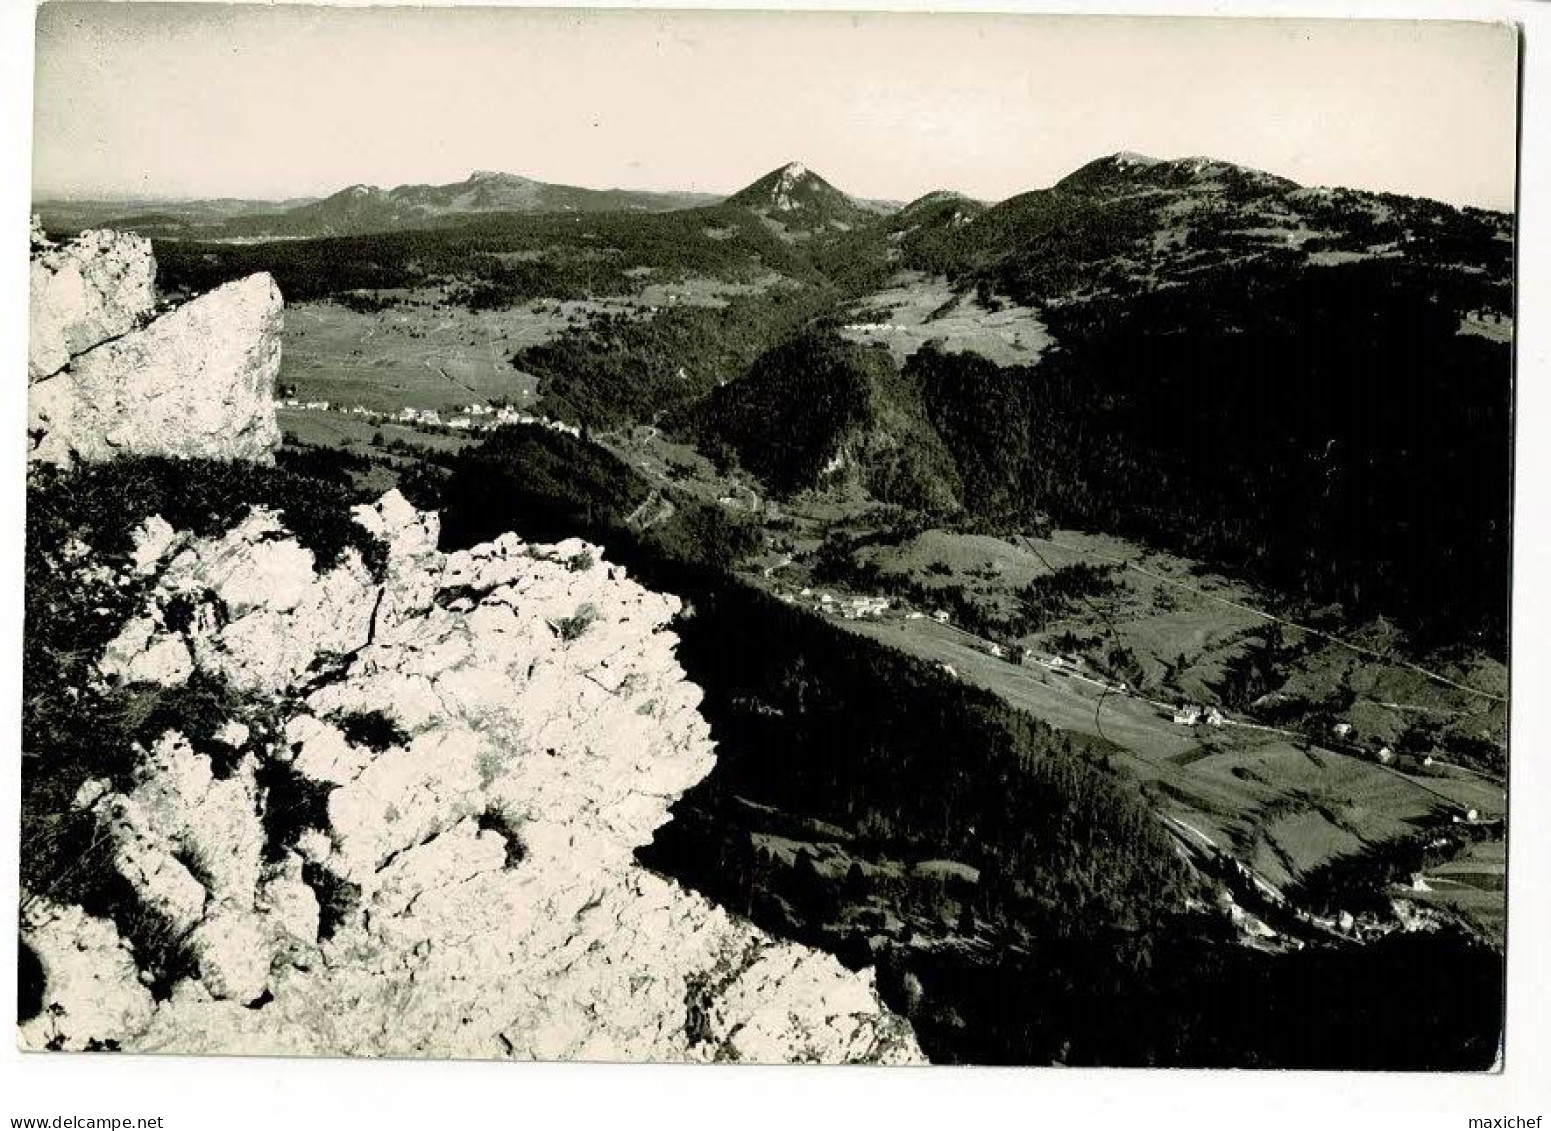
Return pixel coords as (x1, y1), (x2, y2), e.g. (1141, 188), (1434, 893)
(1196, 828), (1422, 948)
(1042, 654), (1085, 671)
(1329, 720), (1470, 777)
(788, 589), (976, 630)
(842, 321), (913, 334)
(278, 398), (582, 439)
(793, 589), (893, 621)
(1212, 847), (1456, 949)
(1172, 703), (1227, 727)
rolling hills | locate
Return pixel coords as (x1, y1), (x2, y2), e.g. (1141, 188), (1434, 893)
(218, 170), (722, 237)
(36, 169), (721, 239)
(695, 153), (1515, 649)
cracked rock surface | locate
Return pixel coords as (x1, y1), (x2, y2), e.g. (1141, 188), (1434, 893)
(21, 491), (924, 1064)
(27, 222), (282, 467)
(29, 226), (156, 383)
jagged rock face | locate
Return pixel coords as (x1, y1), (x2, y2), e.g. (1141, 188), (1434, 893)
(27, 225), (282, 467)
(22, 491), (923, 1065)
(28, 227), (157, 382)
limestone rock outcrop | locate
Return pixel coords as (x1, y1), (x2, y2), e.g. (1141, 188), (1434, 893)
(29, 226), (156, 382)
(19, 901), (157, 1052)
(27, 221), (282, 467)
(21, 492), (923, 1064)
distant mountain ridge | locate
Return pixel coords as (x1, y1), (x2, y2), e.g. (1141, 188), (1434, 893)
(31, 194), (321, 236)
(36, 170), (724, 238)
(38, 151), (1510, 243)
(1054, 151), (1301, 195)
(253, 170), (723, 235)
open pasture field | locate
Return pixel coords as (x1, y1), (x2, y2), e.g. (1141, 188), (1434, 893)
(1015, 530), (1506, 765)
(281, 294), (547, 413)
(840, 603), (1501, 899)
(761, 519), (1506, 905)
(1028, 531), (1270, 694)
(281, 275), (793, 415)
(838, 272), (1051, 366)
(1408, 839), (1506, 941)
(860, 529), (1091, 588)
(1153, 737), (1502, 888)
(855, 526), (1270, 695)
(800, 520), (1505, 774)
(629, 270), (789, 309)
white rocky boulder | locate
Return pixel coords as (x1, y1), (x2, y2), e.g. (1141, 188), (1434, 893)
(29, 272), (284, 467)
(19, 901), (157, 1051)
(29, 225), (156, 382)
(25, 491), (924, 1065)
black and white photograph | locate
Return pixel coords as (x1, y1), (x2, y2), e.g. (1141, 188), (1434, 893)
(3, 0), (1548, 1124)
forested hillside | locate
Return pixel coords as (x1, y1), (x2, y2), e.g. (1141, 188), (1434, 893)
(911, 255), (1512, 650)
(687, 332), (962, 510)
(510, 287), (836, 429)
(701, 154), (1513, 650)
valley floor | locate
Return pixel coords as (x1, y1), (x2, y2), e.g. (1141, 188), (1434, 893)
(742, 535), (1506, 942)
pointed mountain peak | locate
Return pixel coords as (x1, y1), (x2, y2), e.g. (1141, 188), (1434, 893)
(728, 162), (858, 220)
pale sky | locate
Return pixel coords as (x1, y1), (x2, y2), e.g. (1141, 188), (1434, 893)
(32, 3), (1519, 210)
